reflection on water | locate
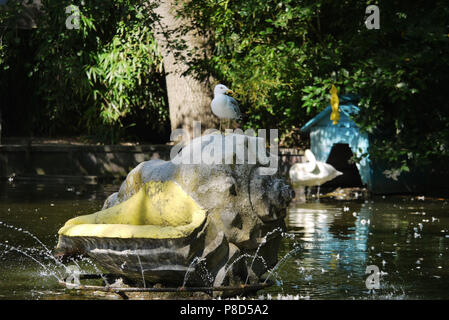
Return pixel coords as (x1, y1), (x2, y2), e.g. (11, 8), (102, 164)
(288, 203), (371, 279)
(260, 199), (449, 299)
(1, 181), (449, 299)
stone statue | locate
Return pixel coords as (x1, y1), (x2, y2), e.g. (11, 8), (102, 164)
(56, 133), (294, 290)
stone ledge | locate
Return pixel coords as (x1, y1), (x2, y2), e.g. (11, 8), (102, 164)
(0, 143), (305, 179)
(0, 144), (170, 153)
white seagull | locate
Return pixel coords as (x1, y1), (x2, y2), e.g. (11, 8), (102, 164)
(289, 149), (343, 198)
(211, 84), (241, 131)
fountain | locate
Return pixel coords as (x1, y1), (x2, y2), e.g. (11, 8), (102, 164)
(54, 133), (295, 294)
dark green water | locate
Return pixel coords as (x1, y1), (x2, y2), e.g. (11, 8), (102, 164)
(1, 180), (448, 299)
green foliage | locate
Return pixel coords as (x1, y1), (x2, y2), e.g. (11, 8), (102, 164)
(0, 0), (20, 71)
(177, 0), (449, 171)
(86, 20), (165, 126)
(2, 0), (449, 171)
(177, 0), (324, 144)
(0, 0), (168, 143)
(0, 40), (4, 67)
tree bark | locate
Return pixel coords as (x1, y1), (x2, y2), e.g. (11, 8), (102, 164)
(152, 0), (218, 136)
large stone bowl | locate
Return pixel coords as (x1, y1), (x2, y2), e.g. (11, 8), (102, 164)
(56, 180), (215, 285)
(55, 133), (294, 288)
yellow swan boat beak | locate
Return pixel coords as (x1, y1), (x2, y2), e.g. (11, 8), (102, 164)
(57, 181), (206, 239)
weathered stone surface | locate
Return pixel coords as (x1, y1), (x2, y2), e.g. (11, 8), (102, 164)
(56, 133), (294, 288)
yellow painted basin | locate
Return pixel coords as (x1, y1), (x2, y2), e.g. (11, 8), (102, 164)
(58, 181), (206, 239)
(55, 181), (210, 285)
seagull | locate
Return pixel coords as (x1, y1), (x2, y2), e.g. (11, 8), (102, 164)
(211, 84), (241, 131)
(289, 149), (343, 199)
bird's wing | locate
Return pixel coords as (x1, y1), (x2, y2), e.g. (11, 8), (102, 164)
(227, 96), (241, 118)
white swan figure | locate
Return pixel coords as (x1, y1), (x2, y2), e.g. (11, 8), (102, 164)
(289, 149), (342, 198)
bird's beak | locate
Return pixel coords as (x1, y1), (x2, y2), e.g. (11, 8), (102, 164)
(226, 89), (234, 95)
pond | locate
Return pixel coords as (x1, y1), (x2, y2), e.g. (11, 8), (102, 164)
(0, 180), (448, 299)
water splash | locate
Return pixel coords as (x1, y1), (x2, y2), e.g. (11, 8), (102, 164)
(180, 228), (299, 287)
(224, 253), (252, 276)
(0, 221), (109, 289)
(0, 242), (62, 282)
(244, 227), (281, 284)
(182, 257), (214, 287)
(263, 243), (303, 284)
(0, 221), (70, 273)
(182, 257), (203, 287)
(136, 253), (146, 288)
(81, 255), (110, 287)
(244, 228), (295, 285)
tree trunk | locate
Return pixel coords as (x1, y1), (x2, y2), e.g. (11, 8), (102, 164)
(152, 0), (218, 136)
